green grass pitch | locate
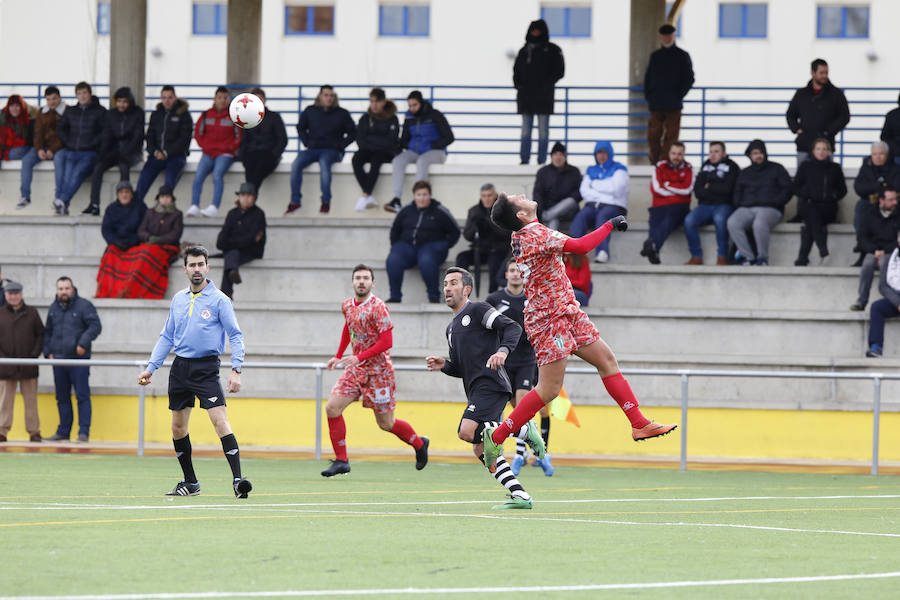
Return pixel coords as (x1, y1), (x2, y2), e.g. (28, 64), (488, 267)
(1, 453), (899, 599)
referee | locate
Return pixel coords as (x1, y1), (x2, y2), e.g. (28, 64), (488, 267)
(138, 246), (252, 498)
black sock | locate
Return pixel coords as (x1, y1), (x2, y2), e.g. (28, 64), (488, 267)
(220, 433), (242, 479)
(541, 416), (551, 451)
(173, 435), (197, 483)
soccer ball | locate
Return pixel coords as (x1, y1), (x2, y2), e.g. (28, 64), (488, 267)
(229, 93), (265, 129)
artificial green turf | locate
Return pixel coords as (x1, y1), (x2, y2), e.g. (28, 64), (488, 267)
(1, 453), (899, 599)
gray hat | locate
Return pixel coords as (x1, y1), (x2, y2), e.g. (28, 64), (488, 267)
(116, 181), (134, 193)
(236, 182), (257, 196)
(4, 280), (23, 293)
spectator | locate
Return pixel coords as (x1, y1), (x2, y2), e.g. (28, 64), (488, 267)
(82, 87), (144, 216)
(852, 188), (899, 312)
(100, 182), (147, 250)
(563, 254), (592, 307)
(0, 95), (33, 161)
(352, 87), (400, 211)
(44, 277), (102, 442)
(684, 141), (740, 265)
(286, 84), (355, 215)
(866, 229), (900, 358)
(385, 91), (454, 213)
(853, 141), (900, 234)
(386, 180), (460, 303)
(726, 140), (792, 266)
(135, 85), (193, 204)
(0, 281), (44, 443)
(189, 86), (242, 218)
(55, 81), (106, 215)
(216, 182), (266, 300)
(513, 18), (565, 165)
(454, 183), (511, 294)
(792, 138), (847, 266)
(571, 141), (628, 263)
(643, 23), (694, 164)
(881, 92), (900, 165)
(238, 87), (287, 196)
(786, 58), (850, 165)
(18, 86), (67, 210)
(0, 265), (6, 308)
(533, 141), (582, 231)
(641, 141), (694, 264)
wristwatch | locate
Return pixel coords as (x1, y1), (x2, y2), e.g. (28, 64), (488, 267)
(232, 367), (242, 374)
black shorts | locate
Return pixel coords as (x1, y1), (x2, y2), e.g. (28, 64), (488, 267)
(168, 356), (227, 411)
(505, 363), (537, 392)
(459, 387), (511, 425)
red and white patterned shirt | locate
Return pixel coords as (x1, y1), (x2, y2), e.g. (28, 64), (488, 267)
(342, 295), (394, 372)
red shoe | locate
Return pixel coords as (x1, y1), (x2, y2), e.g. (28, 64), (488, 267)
(283, 203), (301, 216)
(632, 421), (677, 441)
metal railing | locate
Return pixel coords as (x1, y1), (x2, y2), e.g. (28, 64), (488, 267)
(1, 82), (895, 167)
(0, 357), (893, 474)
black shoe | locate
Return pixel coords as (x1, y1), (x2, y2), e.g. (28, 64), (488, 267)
(385, 297), (401, 303)
(415, 437), (430, 470)
(640, 239), (660, 265)
(852, 254), (864, 267)
(46, 433), (68, 441)
(794, 258), (809, 266)
(81, 204), (100, 216)
(321, 459), (351, 477)
(850, 302), (865, 311)
(319, 202), (330, 214)
(384, 198), (401, 213)
(786, 214), (802, 223)
(233, 478), (252, 498)
(166, 480), (200, 496)
(228, 269), (242, 285)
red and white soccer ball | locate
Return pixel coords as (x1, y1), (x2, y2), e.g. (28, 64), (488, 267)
(229, 93), (265, 129)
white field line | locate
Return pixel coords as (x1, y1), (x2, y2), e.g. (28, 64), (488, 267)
(2, 571), (900, 599)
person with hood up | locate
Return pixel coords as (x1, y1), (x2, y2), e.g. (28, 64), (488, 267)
(83, 87), (144, 216)
(352, 87), (400, 211)
(881, 93), (900, 165)
(726, 140), (792, 266)
(135, 85), (194, 204)
(570, 141), (628, 263)
(533, 142), (582, 231)
(385, 91), (454, 213)
(684, 141), (739, 265)
(641, 141), (693, 264)
(0, 94), (33, 162)
(17, 86), (67, 210)
(786, 58), (850, 165)
(189, 87), (242, 218)
(513, 18), (564, 166)
(238, 87), (287, 196)
(792, 138), (847, 266)
(55, 81), (106, 215)
(643, 24), (694, 164)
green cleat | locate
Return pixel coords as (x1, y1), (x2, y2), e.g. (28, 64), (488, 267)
(524, 420), (546, 461)
(492, 495), (533, 510)
(482, 426), (503, 473)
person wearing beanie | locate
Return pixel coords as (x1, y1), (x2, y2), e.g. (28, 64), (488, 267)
(217, 182), (267, 299)
(533, 142), (582, 232)
(643, 23), (694, 164)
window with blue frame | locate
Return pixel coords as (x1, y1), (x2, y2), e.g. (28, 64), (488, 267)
(719, 3), (767, 38)
(817, 5), (869, 38)
(379, 5), (430, 37)
(285, 5), (335, 35)
(97, 2), (110, 35)
(193, 2), (227, 35)
(665, 2), (683, 37)
(540, 5), (592, 38)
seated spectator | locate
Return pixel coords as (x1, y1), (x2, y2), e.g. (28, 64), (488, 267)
(881, 92), (900, 165)
(55, 81), (106, 215)
(286, 85), (355, 215)
(0, 95), (33, 162)
(189, 87), (241, 218)
(793, 138), (847, 266)
(386, 180), (460, 303)
(454, 183), (511, 295)
(853, 142), (899, 233)
(563, 254), (592, 307)
(238, 87), (287, 196)
(865, 229), (900, 358)
(0, 281), (44, 443)
(641, 141), (693, 264)
(852, 188), (899, 312)
(385, 91), (454, 213)
(216, 182), (266, 299)
(18, 86), (67, 210)
(96, 182), (149, 297)
(352, 87), (400, 211)
(726, 140), (792, 266)
(534, 141), (582, 231)
(135, 85), (193, 204)
(571, 140), (627, 263)
(684, 141), (739, 265)
(82, 87), (143, 216)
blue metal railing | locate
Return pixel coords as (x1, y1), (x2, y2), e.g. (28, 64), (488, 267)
(1, 82), (895, 167)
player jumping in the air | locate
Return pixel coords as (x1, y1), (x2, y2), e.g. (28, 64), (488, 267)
(427, 267), (544, 509)
(483, 194), (677, 471)
(322, 264), (429, 477)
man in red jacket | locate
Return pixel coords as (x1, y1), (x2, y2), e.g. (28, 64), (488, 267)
(641, 141), (694, 264)
(189, 87), (241, 218)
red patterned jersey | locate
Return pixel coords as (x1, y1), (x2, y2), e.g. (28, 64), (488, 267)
(342, 295), (393, 372)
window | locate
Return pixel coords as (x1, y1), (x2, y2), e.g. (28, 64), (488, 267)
(540, 5), (592, 38)
(285, 5), (335, 35)
(817, 5), (869, 38)
(193, 2), (227, 35)
(665, 2), (683, 37)
(719, 4), (767, 38)
(97, 2), (110, 35)
(379, 5), (430, 36)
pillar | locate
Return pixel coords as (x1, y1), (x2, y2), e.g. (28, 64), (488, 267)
(109, 0), (147, 108)
(226, 0), (262, 88)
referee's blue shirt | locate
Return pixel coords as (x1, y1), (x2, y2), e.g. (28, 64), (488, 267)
(147, 280), (245, 373)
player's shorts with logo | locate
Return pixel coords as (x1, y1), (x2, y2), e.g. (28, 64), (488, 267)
(168, 355), (227, 411)
(527, 306), (600, 366)
(333, 364), (396, 414)
(505, 363), (537, 392)
(459, 384), (512, 425)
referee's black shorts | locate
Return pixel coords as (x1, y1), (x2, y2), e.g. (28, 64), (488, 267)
(168, 356), (227, 411)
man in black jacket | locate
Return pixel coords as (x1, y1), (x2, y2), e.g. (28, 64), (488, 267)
(786, 59), (850, 165)
(533, 142), (582, 231)
(135, 86), (193, 204)
(853, 142), (900, 233)
(455, 184), (511, 295)
(853, 188), (900, 312)
(238, 88), (287, 196)
(513, 19), (564, 165)
(352, 87), (399, 211)
(643, 24), (694, 164)
(101, 182), (147, 251)
(684, 141), (739, 265)
(216, 182), (266, 299)
(55, 82), (106, 215)
(881, 93), (900, 165)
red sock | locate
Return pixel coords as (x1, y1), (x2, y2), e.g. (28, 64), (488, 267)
(389, 419), (424, 450)
(491, 389), (546, 444)
(327, 415), (348, 461)
(602, 372), (650, 429)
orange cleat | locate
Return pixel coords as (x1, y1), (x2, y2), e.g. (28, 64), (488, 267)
(633, 421), (678, 441)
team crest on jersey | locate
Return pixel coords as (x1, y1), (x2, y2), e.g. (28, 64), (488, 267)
(553, 334), (565, 350)
(200, 309), (211, 320)
(461, 315), (471, 327)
